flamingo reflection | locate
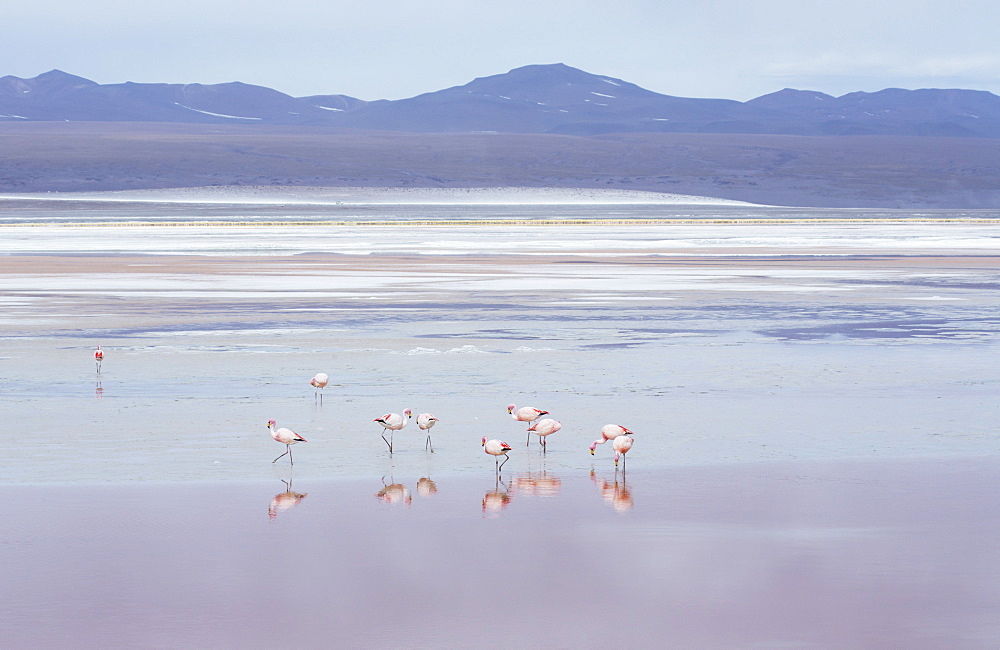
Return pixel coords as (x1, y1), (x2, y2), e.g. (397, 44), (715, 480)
(268, 478), (309, 520)
(375, 477), (413, 507)
(591, 470), (634, 512)
(512, 469), (562, 498)
(416, 477), (438, 498)
(482, 476), (512, 517)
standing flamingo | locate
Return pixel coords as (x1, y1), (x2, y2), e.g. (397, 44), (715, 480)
(507, 404), (548, 445)
(310, 373), (329, 402)
(589, 424), (634, 455)
(374, 408), (411, 453)
(416, 412), (438, 452)
(528, 418), (562, 452)
(482, 436), (513, 473)
(613, 434), (634, 470)
(267, 419), (307, 465)
(94, 346), (104, 374)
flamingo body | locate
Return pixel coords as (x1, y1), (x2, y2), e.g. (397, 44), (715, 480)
(416, 412), (438, 451)
(310, 373), (329, 389)
(374, 408), (412, 453)
(528, 418), (562, 451)
(482, 436), (513, 472)
(613, 434), (634, 469)
(590, 424), (634, 455)
(508, 404), (549, 445)
(267, 419), (307, 465)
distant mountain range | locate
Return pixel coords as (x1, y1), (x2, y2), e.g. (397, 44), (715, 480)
(4, 63), (1000, 138)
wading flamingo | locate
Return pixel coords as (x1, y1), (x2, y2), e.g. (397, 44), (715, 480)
(94, 346), (104, 374)
(507, 404), (548, 445)
(528, 418), (562, 452)
(613, 434), (634, 470)
(374, 409), (411, 453)
(590, 424), (634, 455)
(482, 436), (512, 473)
(310, 373), (329, 401)
(267, 419), (307, 465)
(416, 412), (438, 452)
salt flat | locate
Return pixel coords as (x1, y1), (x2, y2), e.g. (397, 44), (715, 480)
(1, 196), (998, 647)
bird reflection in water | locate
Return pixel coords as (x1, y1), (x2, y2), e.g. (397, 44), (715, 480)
(482, 476), (512, 518)
(416, 477), (438, 498)
(375, 477), (413, 507)
(511, 467), (562, 498)
(268, 478), (308, 520)
(590, 469), (634, 512)
(95, 381), (103, 399)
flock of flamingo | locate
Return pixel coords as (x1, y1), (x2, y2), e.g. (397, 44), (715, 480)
(92, 349), (635, 473)
(272, 372), (637, 473)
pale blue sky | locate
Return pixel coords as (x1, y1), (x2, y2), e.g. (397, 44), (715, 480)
(4, 0), (999, 100)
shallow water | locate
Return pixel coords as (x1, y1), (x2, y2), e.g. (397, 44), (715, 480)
(2, 458), (997, 648)
(1, 197), (999, 646)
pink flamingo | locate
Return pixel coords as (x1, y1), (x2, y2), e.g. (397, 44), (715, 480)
(94, 346), (104, 374)
(416, 412), (438, 452)
(482, 436), (513, 472)
(267, 419), (307, 465)
(507, 404), (549, 445)
(310, 373), (329, 401)
(589, 424), (634, 455)
(528, 418), (562, 452)
(613, 434), (634, 470)
(374, 408), (411, 453)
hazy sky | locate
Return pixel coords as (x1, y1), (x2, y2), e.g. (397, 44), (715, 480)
(4, 0), (1000, 100)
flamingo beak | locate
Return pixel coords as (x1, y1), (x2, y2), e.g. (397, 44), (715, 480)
(590, 449), (595, 455)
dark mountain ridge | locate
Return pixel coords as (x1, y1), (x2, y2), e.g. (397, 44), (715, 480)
(4, 65), (1000, 137)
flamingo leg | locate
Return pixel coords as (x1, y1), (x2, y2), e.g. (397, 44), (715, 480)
(498, 453), (509, 472)
(381, 431), (393, 453)
(425, 434), (433, 452)
(526, 429), (531, 446)
(273, 445), (291, 464)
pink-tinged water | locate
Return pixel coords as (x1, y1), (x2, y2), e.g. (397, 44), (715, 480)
(2, 457), (998, 648)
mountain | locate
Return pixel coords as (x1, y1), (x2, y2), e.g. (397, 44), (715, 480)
(0, 69), (336, 124)
(3, 64), (1000, 137)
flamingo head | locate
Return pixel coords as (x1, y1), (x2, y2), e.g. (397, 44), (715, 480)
(506, 404), (516, 414)
(404, 408), (412, 417)
(481, 436), (488, 446)
(589, 441), (597, 455)
(267, 419), (276, 428)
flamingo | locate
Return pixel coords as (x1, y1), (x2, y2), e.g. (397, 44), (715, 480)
(507, 404), (548, 445)
(267, 419), (307, 465)
(310, 373), (329, 401)
(482, 436), (512, 473)
(416, 412), (438, 452)
(613, 434), (634, 470)
(374, 408), (411, 453)
(589, 424), (634, 455)
(528, 418), (562, 452)
(94, 346), (104, 374)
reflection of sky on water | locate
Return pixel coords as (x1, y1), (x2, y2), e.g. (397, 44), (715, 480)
(3, 460), (997, 647)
